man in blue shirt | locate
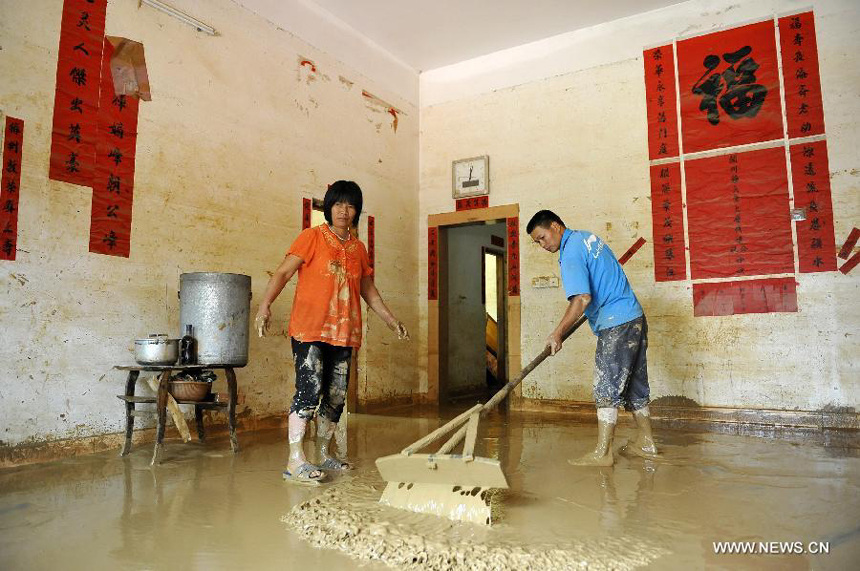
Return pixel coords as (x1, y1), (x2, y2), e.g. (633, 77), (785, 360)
(527, 210), (658, 466)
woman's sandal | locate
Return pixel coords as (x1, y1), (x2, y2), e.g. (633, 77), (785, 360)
(319, 457), (354, 472)
(282, 462), (326, 486)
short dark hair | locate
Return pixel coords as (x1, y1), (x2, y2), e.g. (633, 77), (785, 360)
(526, 210), (565, 234)
(323, 180), (363, 226)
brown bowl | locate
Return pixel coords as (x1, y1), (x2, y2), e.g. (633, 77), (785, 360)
(168, 380), (211, 402)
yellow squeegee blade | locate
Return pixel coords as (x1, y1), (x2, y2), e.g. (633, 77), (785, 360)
(375, 453), (508, 526)
(379, 481), (499, 525)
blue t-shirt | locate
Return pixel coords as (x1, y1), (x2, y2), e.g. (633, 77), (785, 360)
(558, 229), (643, 334)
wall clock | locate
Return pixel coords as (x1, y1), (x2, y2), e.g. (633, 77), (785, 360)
(452, 155), (489, 199)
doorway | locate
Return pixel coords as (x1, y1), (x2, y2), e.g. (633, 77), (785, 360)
(441, 222), (506, 402)
(427, 203), (521, 407)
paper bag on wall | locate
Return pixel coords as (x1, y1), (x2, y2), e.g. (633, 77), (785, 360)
(106, 36), (151, 101)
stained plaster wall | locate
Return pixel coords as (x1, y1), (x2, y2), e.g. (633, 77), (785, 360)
(0, 0), (419, 450)
(418, 0), (859, 413)
(444, 222), (505, 398)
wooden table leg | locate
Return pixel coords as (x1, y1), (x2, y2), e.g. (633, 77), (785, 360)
(225, 367), (239, 453)
(195, 406), (205, 442)
(151, 370), (171, 466)
(121, 370), (140, 456)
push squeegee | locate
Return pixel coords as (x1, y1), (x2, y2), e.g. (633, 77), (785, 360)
(375, 239), (642, 525)
(375, 313), (587, 525)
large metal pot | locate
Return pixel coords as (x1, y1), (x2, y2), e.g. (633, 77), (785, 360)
(135, 334), (179, 365)
(179, 273), (251, 366)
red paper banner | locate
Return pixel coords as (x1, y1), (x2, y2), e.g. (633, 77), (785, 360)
(643, 45), (679, 160)
(677, 20), (783, 154)
(649, 162), (687, 281)
(618, 237), (647, 266)
(89, 40), (140, 257)
(686, 147), (793, 279)
(507, 217), (520, 296)
(1, 117), (25, 261)
(840, 252), (860, 275)
(428, 227), (438, 300)
(49, 0), (108, 186)
(693, 277), (797, 316)
(367, 215), (375, 269)
(790, 140), (836, 272)
(779, 12), (825, 139)
(302, 198), (311, 229)
(838, 227), (860, 260)
(455, 196), (489, 211)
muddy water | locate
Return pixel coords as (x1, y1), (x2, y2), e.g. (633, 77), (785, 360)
(1, 409), (858, 570)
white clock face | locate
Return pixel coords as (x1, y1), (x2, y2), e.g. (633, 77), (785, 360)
(452, 156), (489, 198)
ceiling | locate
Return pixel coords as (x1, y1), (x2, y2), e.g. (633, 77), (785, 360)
(244, 0), (685, 73)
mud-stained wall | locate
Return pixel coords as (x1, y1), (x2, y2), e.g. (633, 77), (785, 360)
(418, 0), (859, 413)
(0, 0), (419, 451)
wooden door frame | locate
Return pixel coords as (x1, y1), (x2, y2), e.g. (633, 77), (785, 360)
(427, 204), (521, 407)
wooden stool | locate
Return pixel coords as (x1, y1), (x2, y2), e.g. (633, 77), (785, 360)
(115, 365), (239, 465)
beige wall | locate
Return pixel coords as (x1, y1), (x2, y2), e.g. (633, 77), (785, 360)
(419, 0), (859, 412)
(0, 0), (419, 449)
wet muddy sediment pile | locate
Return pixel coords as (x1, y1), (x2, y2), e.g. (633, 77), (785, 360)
(283, 473), (667, 570)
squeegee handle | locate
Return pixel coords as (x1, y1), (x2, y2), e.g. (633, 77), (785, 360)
(481, 314), (587, 414)
(436, 314), (588, 455)
(482, 239), (641, 414)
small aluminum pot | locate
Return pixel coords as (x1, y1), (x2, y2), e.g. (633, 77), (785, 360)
(135, 334), (179, 365)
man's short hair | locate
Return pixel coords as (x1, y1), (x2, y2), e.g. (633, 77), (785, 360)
(526, 210), (566, 234)
(323, 180), (363, 226)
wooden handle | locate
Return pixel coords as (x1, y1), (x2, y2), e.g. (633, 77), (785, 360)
(435, 315), (588, 455)
(482, 243), (641, 413)
(481, 314), (587, 413)
(401, 403), (482, 455)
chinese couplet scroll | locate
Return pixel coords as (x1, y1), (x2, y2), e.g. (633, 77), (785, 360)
(643, 11), (835, 316)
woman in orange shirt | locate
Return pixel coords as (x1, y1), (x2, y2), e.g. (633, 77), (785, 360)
(255, 181), (409, 485)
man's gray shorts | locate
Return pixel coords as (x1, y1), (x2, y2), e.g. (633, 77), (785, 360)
(593, 315), (649, 411)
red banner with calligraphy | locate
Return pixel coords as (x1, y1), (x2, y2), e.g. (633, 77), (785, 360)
(507, 217), (520, 296)
(779, 12), (825, 139)
(367, 215), (375, 269)
(1, 117), (24, 261)
(428, 227), (438, 300)
(89, 40), (140, 257)
(49, 0), (107, 186)
(693, 277), (797, 316)
(649, 162), (686, 281)
(455, 196), (489, 211)
(790, 140), (836, 272)
(686, 147), (793, 279)
(302, 198), (311, 229)
(677, 20), (783, 154)
(643, 44), (679, 160)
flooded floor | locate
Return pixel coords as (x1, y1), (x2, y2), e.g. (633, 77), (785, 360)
(1, 408), (858, 570)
